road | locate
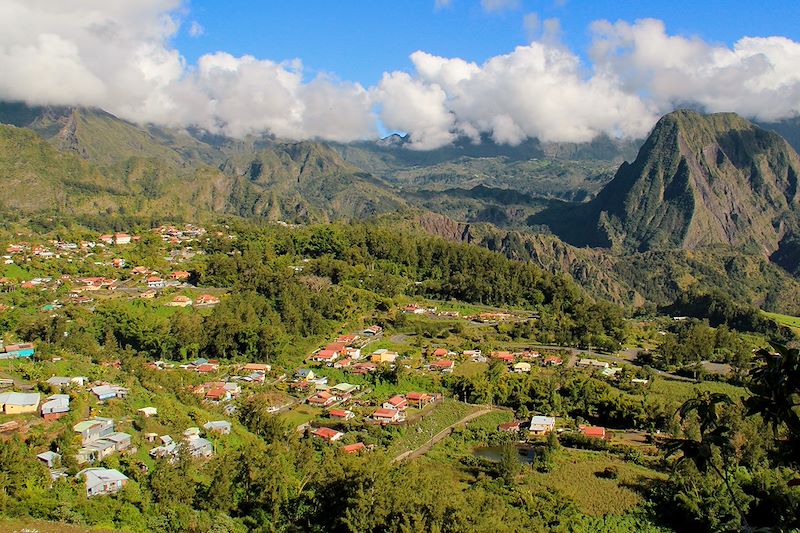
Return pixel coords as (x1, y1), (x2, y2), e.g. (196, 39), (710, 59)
(527, 344), (696, 382)
(392, 407), (496, 463)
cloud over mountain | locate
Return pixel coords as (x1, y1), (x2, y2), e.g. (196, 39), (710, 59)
(1, 2), (799, 148)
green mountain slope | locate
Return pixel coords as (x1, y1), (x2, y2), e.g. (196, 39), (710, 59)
(533, 110), (800, 254)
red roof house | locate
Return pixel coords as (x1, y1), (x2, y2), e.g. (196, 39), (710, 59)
(341, 442), (366, 454)
(312, 427), (344, 442)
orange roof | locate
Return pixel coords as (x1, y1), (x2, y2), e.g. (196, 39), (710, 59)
(342, 442), (366, 454)
(312, 427), (341, 440)
(407, 392), (431, 401)
(432, 348), (448, 357)
(580, 425), (606, 438)
(373, 408), (398, 419)
(329, 409), (350, 418)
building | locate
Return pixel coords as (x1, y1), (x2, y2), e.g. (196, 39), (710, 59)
(308, 391), (337, 407)
(512, 362), (532, 373)
(73, 418), (115, 445)
(0, 392), (40, 414)
(328, 409), (355, 420)
(372, 408), (401, 424)
(579, 425), (607, 439)
(370, 349), (399, 364)
(91, 384), (129, 401)
(166, 295), (193, 307)
(362, 325), (382, 336)
(40, 394), (70, 420)
(406, 392), (435, 408)
(194, 294), (220, 306)
(203, 420), (232, 435)
(81, 468), (128, 497)
(529, 416), (556, 436)
(36, 450), (61, 468)
(498, 421), (522, 432)
(0, 343), (35, 359)
(138, 407), (158, 417)
(146, 276), (165, 289)
(430, 360), (455, 371)
(342, 442), (366, 454)
(113, 233), (132, 245)
(186, 436), (214, 458)
(383, 395), (408, 411)
(311, 427), (344, 442)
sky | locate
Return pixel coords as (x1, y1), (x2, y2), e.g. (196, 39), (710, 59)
(1, 0), (800, 148)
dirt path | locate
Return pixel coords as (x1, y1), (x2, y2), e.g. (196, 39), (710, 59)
(392, 407), (496, 463)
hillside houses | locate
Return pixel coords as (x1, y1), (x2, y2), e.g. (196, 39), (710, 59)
(40, 394), (70, 420)
(74, 418), (132, 464)
(81, 468), (129, 497)
(91, 384), (129, 401)
(0, 391), (40, 414)
(0, 343), (36, 359)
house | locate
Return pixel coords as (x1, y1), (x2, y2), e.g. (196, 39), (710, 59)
(113, 233), (131, 245)
(146, 276), (165, 289)
(373, 408), (401, 424)
(406, 392), (435, 408)
(138, 407), (158, 417)
(171, 271), (190, 281)
(383, 395), (408, 411)
(312, 427), (344, 442)
(430, 360), (455, 371)
(308, 391), (337, 407)
(73, 418), (115, 445)
(37, 450), (61, 468)
(498, 421), (522, 432)
(0, 343), (35, 359)
(166, 295), (193, 307)
(196, 363), (219, 374)
(296, 369), (316, 381)
(203, 420), (232, 435)
(542, 356), (563, 366)
(370, 349), (398, 364)
(46, 376), (85, 388)
(337, 334), (359, 345)
(344, 347), (362, 359)
(328, 409), (355, 420)
(0, 392), (40, 414)
(313, 349), (339, 363)
(187, 437), (214, 457)
(351, 362), (377, 375)
(139, 289), (157, 299)
(402, 304), (427, 314)
(105, 432), (132, 451)
(362, 325), (382, 336)
(81, 468), (128, 497)
(205, 386), (229, 402)
(91, 384), (128, 401)
(463, 349), (482, 358)
(512, 362), (532, 373)
(194, 294), (220, 306)
(99, 235), (114, 245)
(431, 348), (449, 357)
(243, 363), (271, 373)
(342, 442), (366, 454)
(41, 394), (70, 420)
(529, 416), (556, 436)
(491, 351), (515, 363)
(332, 383), (360, 395)
(325, 342), (347, 353)
(112, 258), (126, 268)
(579, 425), (607, 439)
(77, 439), (117, 463)
(334, 358), (352, 369)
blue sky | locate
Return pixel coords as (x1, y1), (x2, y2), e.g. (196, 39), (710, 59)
(174, 0), (800, 86)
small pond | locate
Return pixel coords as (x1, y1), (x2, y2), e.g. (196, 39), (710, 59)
(473, 444), (536, 464)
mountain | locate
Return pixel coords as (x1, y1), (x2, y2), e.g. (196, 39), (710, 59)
(532, 110), (800, 254)
(0, 102), (408, 222)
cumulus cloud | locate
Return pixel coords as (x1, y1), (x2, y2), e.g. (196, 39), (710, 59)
(590, 18), (800, 121)
(0, 0), (377, 141)
(1, 2), (799, 149)
(377, 44), (658, 148)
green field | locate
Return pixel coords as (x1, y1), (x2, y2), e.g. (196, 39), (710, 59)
(763, 310), (800, 333)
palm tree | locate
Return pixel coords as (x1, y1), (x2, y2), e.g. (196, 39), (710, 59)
(663, 392), (751, 532)
(745, 342), (800, 441)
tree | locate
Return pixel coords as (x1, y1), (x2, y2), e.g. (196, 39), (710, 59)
(663, 392), (751, 531)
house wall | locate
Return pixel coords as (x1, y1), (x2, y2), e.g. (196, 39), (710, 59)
(4, 404), (37, 414)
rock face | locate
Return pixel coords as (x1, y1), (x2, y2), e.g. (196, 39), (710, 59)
(537, 110), (800, 254)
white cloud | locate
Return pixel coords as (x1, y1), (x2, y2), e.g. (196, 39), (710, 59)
(523, 13), (540, 41)
(1, 3), (799, 149)
(481, 0), (520, 12)
(0, 0), (377, 142)
(188, 20), (204, 37)
(434, 0), (453, 9)
(377, 43), (658, 148)
(590, 18), (800, 121)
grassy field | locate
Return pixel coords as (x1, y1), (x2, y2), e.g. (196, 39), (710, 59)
(763, 311), (800, 333)
(648, 378), (748, 403)
(526, 449), (666, 516)
(0, 517), (116, 533)
(386, 399), (481, 456)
